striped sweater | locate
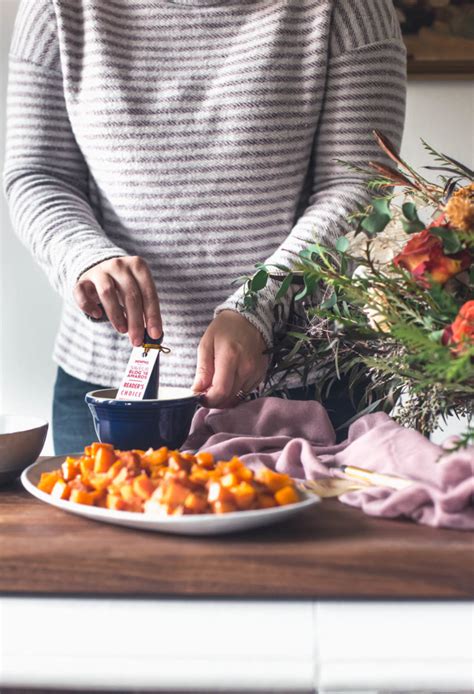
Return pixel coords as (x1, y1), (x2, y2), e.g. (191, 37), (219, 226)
(4, 0), (406, 389)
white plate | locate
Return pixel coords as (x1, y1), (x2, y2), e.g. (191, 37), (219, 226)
(21, 456), (320, 535)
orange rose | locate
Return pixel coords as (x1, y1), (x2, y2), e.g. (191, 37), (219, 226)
(442, 301), (474, 355)
(393, 229), (471, 285)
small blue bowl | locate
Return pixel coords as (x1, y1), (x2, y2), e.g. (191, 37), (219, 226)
(85, 387), (199, 451)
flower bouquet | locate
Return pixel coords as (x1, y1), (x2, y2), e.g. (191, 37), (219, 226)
(242, 132), (473, 439)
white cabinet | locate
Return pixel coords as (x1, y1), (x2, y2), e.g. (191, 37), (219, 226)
(1, 598), (472, 692)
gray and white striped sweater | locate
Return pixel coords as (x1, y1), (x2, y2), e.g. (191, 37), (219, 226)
(4, 0), (406, 389)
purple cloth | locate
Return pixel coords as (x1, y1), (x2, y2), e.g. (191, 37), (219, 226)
(183, 397), (474, 530)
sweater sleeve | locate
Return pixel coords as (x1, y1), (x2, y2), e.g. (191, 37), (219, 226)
(214, 0), (407, 347)
(3, 0), (127, 299)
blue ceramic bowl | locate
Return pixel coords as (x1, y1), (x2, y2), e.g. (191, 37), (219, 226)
(85, 387), (199, 451)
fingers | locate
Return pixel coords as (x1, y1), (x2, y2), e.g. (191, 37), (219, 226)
(96, 275), (128, 335)
(114, 271), (145, 347)
(195, 317), (269, 408)
(73, 280), (103, 320)
(74, 256), (162, 346)
(192, 336), (215, 394)
(204, 343), (240, 408)
(203, 341), (266, 409)
(129, 257), (162, 339)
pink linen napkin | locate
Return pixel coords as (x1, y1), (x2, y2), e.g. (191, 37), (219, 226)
(183, 397), (474, 530)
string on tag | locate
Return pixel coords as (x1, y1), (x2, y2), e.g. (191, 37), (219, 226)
(142, 343), (171, 357)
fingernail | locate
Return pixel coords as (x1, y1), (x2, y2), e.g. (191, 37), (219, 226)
(133, 337), (142, 347)
(149, 325), (161, 339)
(117, 324), (127, 333)
(92, 310), (102, 319)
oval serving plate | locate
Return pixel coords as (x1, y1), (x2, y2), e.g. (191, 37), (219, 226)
(21, 456), (320, 536)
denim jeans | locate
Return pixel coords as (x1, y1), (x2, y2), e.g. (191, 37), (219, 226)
(53, 366), (363, 454)
(52, 367), (106, 455)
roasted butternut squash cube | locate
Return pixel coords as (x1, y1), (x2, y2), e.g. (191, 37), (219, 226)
(120, 483), (140, 504)
(94, 445), (116, 473)
(258, 494), (277, 509)
(220, 472), (239, 489)
(208, 481), (233, 504)
(195, 451), (215, 469)
(256, 468), (292, 493)
(168, 451), (192, 473)
(38, 471), (61, 494)
(119, 451), (141, 472)
(123, 499), (143, 513)
(184, 492), (208, 514)
(231, 481), (256, 510)
(274, 485), (299, 506)
(132, 474), (155, 500)
(161, 480), (190, 507)
(79, 456), (94, 477)
(51, 479), (71, 500)
(96, 495), (108, 508)
(106, 494), (127, 511)
(236, 465), (254, 481)
(107, 460), (125, 480)
(87, 473), (111, 491)
(90, 441), (112, 454)
(213, 500), (237, 514)
(189, 466), (210, 484)
(144, 447), (169, 465)
(70, 488), (98, 506)
(61, 458), (79, 482)
(226, 457), (245, 473)
(110, 466), (129, 488)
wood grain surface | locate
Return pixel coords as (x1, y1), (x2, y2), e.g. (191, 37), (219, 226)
(1, 469), (472, 599)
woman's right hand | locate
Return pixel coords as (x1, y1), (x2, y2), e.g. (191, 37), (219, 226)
(74, 256), (162, 346)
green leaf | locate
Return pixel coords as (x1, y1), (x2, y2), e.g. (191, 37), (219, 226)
(402, 202), (419, 222)
(250, 269), (268, 292)
(320, 292), (337, 310)
(275, 273), (294, 301)
(430, 227), (462, 254)
(299, 248), (314, 261)
(286, 331), (310, 340)
(361, 212), (391, 235)
(336, 237), (350, 253)
(294, 274), (316, 301)
(401, 219), (425, 234)
(306, 243), (327, 256)
(429, 329), (445, 343)
(373, 197), (392, 218)
(271, 263), (291, 273)
(243, 294), (256, 310)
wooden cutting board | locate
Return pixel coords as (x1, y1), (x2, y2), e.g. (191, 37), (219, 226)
(0, 460), (472, 599)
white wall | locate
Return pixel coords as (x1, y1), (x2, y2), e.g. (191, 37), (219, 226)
(1, 0), (473, 454)
(1, 0), (62, 454)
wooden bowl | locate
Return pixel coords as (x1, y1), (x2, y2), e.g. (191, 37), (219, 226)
(0, 416), (48, 485)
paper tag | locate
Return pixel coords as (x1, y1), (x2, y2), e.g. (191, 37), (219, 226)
(116, 347), (160, 401)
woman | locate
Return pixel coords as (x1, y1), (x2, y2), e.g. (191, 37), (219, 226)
(4, 0), (406, 453)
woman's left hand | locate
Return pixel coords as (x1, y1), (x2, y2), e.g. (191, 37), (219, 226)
(192, 310), (269, 408)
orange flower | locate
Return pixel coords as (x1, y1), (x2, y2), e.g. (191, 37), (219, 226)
(444, 184), (474, 234)
(393, 229), (471, 285)
(442, 301), (474, 355)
